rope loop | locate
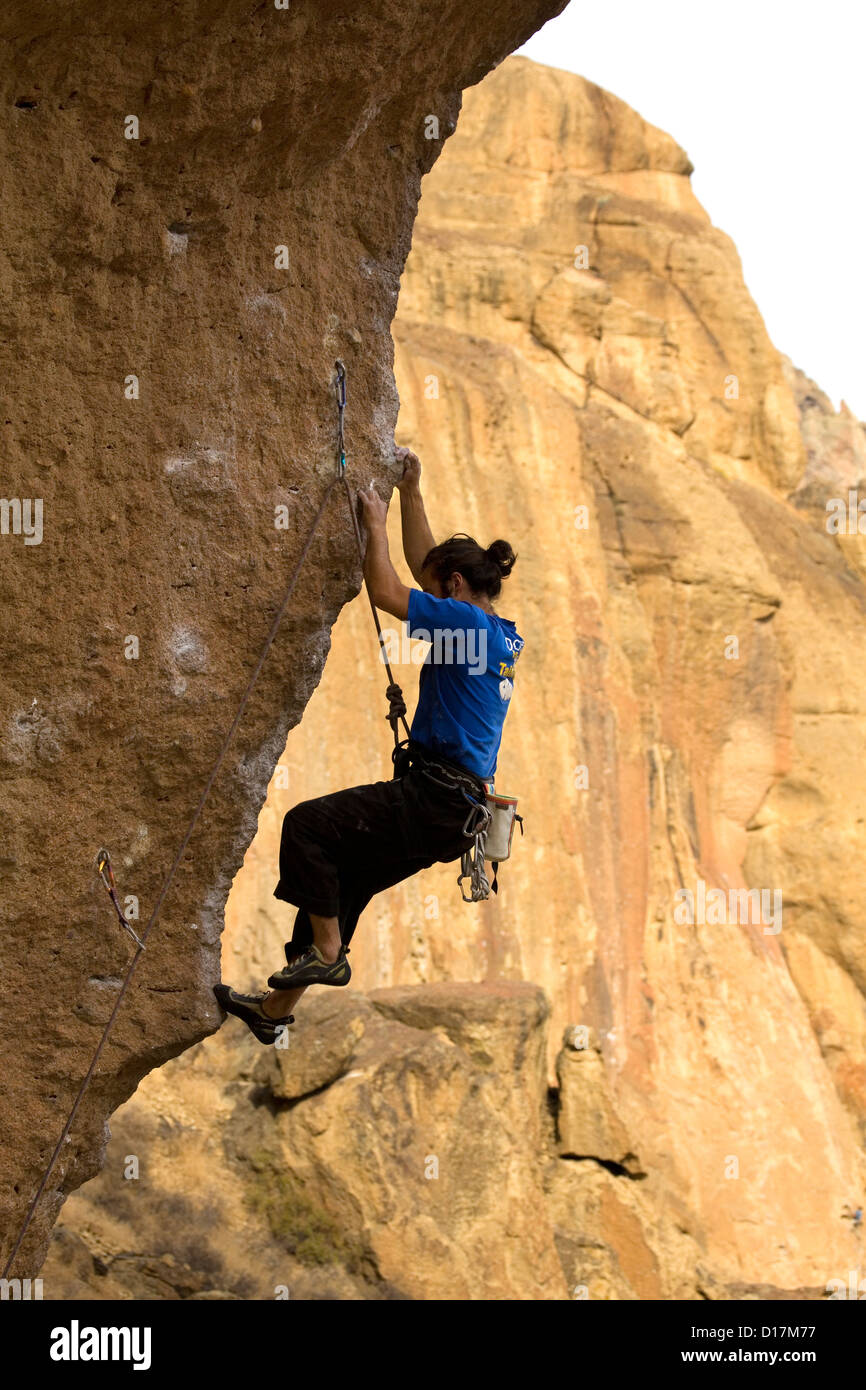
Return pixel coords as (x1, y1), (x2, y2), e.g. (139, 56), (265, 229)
(385, 681), (407, 731)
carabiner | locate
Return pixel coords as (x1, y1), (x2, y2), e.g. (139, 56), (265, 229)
(334, 360), (347, 476)
(460, 790), (491, 839)
(334, 359), (347, 409)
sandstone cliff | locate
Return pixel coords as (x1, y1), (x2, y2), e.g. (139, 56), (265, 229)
(15, 45), (866, 1298)
(0, 2), (567, 1277)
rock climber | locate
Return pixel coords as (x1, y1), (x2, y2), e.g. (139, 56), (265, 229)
(214, 447), (524, 1043)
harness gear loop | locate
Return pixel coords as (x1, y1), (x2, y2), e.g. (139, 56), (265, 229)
(457, 789), (493, 902)
(95, 848), (146, 950)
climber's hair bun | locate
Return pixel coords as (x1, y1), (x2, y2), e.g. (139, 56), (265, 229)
(485, 538), (517, 581)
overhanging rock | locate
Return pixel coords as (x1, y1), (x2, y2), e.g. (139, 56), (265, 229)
(0, 0), (567, 1276)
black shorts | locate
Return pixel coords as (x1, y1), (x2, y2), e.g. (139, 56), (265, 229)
(273, 763), (484, 951)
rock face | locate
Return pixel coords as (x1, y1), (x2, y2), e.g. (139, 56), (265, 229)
(39, 984), (716, 1300)
(0, 2), (567, 1276)
(221, 57), (866, 1290)
(43, 985), (567, 1301)
(40, 980), (834, 1300)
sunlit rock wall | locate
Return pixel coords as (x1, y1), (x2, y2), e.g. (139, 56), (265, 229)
(224, 57), (866, 1289)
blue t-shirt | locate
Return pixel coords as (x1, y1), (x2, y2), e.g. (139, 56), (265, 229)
(405, 589), (525, 780)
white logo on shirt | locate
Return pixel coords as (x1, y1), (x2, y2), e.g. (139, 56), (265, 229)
(499, 678), (513, 701)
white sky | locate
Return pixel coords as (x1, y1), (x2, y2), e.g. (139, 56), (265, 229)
(518, 0), (866, 419)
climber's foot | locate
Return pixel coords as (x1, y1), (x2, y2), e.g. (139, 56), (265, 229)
(213, 984), (294, 1046)
(267, 943), (351, 990)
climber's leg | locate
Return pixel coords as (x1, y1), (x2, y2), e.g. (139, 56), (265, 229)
(273, 793), (359, 920)
(265, 779), (426, 993)
(268, 851), (437, 1000)
(307, 910), (343, 962)
(262, 983), (307, 1017)
(334, 853), (438, 948)
(273, 777), (431, 904)
(262, 910), (343, 1013)
(265, 769), (477, 998)
(212, 984), (294, 1046)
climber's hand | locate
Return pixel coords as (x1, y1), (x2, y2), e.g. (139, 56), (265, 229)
(395, 446), (421, 491)
(358, 482), (389, 529)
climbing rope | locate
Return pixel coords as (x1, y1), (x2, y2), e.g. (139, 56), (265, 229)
(2, 359), (406, 1278)
(334, 359), (410, 748)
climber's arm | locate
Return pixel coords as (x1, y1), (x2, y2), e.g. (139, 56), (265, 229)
(358, 484), (411, 621)
(396, 448), (436, 584)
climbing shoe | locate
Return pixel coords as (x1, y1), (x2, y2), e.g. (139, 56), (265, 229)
(267, 943), (351, 990)
(213, 983), (294, 1046)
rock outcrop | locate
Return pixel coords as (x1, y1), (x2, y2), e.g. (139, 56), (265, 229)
(43, 979), (839, 1300)
(43, 985), (566, 1300)
(38, 984), (710, 1300)
(219, 58), (866, 1290)
(0, 2), (567, 1277)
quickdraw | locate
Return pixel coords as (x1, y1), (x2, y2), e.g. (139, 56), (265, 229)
(334, 359), (347, 477)
(95, 848), (145, 950)
(457, 790), (524, 902)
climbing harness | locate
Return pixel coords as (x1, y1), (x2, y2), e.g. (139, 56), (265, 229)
(397, 739), (486, 799)
(396, 741), (522, 905)
(95, 848), (145, 950)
